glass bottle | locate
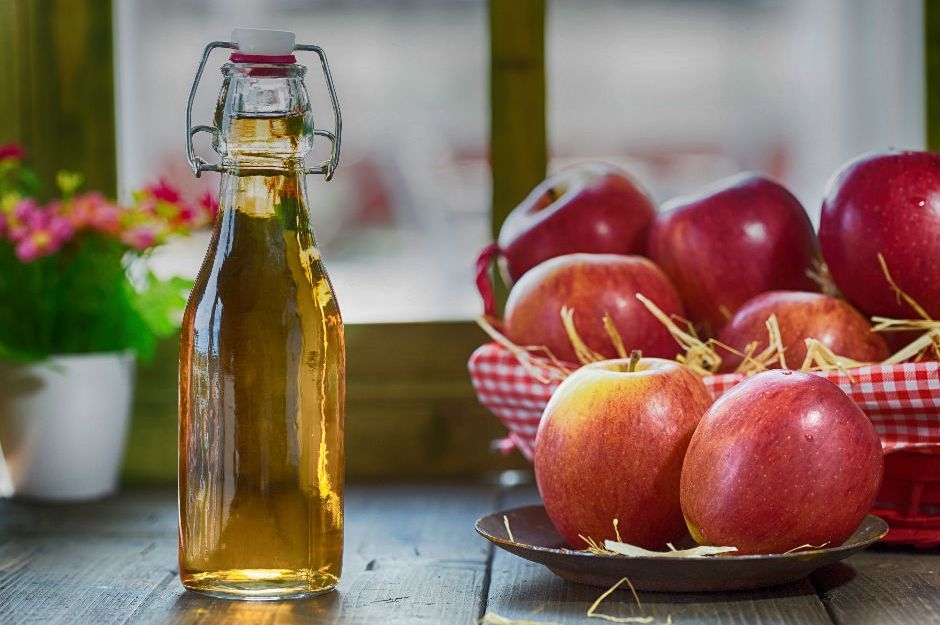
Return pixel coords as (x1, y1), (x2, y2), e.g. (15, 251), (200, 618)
(179, 29), (344, 600)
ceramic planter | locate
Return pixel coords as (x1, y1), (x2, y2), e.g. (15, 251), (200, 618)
(0, 352), (136, 501)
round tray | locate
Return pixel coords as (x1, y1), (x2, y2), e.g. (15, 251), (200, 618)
(476, 505), (888, 592)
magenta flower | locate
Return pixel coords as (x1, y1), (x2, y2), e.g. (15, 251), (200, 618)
(146, 179), (182, 204)
(68, 192), (122, 234)
(0, 144), (26, 162)
(11, 202), (74, 261)
(120, 224), (159, 251)
(2, 160), (217, 264)
(8, 199), (41, 242)
(198, 190), (220, 220)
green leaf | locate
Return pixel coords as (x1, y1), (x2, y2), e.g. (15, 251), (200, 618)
(129, 271), (192, 361)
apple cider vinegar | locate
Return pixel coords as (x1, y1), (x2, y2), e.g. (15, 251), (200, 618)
(180, 30), (345, 600)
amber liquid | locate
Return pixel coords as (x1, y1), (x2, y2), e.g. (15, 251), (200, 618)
(178, 115), (344, 600)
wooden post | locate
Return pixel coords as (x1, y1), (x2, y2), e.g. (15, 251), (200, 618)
(927, 0), (940, 151)
(489, 0), (547, 310)
(0, 0), (117, 199)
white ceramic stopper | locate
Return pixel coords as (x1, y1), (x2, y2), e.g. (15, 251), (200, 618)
(232, 28), (296, 55)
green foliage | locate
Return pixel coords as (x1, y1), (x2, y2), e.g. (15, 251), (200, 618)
(0, 236), (193, 362)
(0, 148), (214, 362)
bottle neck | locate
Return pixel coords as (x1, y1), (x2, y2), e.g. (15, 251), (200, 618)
(217, 171), (312, 235)
(213, 63), (314, 169)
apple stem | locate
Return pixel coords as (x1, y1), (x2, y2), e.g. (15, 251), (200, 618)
(628, 349), (642, 372)
(474, 242), (503, 319)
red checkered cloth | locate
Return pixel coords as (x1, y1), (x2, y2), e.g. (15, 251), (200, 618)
(468, 341), (940, 461)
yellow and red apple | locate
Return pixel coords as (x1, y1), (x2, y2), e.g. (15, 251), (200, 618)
(534, 357), (713, 550)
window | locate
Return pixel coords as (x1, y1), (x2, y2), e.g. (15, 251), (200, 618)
(119, 1), (923, 328)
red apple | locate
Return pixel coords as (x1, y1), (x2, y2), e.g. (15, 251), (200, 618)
(535, 357), (713, 550)
(503, 253), (684, 364)
(819, 150), (940, 320)
(496, 162), (656, 283)
(648, 173), (819, 337)
(680, 370), (884, 555)
(716, 291), (890, 372)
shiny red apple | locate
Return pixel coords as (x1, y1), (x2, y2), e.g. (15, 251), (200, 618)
(717, 291), (890, 372)
(496, 162), (655, 284)
(819, 150), (940, 320)
(648, 173), (819, 337)
(535, 357), (713, 550)
(680, 370), (884, 555)
(503, 253), (683, 364)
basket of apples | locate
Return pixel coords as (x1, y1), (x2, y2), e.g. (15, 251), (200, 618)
(469, 153), (940, 549)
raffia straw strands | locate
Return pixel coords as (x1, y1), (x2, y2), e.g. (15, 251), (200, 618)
(579, 534), (615, 555)
(603, 541), (738, 558)
(478, 575), (673, 625)
(798, 339), (868, 382)
(766, 313), (788, 370)
(783, 541), (830, 554)
(879, 326), (940, 364)
(475, 316), (572, 383)
(560, 306), (606, 364)
(503, 515), (515, 543)
(878, 253), (932, 321)
(731, 314), (786, 375)
(587, 577), (672, 624)
(479, 257), (938, 390)
(603, 313), (629, 359)
(870, 252), (940, 363)
(807, 257), (842, 297)
(634, 294), (722, 374)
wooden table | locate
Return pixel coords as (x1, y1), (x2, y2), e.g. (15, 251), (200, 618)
(1, 479), (937, 625)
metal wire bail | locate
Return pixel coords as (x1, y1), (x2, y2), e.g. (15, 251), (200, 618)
(184, 39), (343, 181)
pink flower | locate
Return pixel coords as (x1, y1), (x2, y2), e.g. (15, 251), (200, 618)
(68, 192), (121, 234)
(11, 203), (73, 261)
(0, 144), (26, 162)
(8, 199), (40, 242)
(15, 231), (53, 261)
(198, 190), (220, 222)
(175, 203), (197, 227)
(146, 179), (182, 204)
(120, 224), (159, 251)
(49, 213), (74, 244)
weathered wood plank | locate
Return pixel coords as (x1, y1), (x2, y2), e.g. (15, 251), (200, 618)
(6, 483), (501, 624)
(0, 488), (178, 538)
(5, 483), (935, 625)
(0, 535), (174, 625)
(812, 544), (940, 625)
(137, 483), (499, 624)
(482, 485), (836, 625)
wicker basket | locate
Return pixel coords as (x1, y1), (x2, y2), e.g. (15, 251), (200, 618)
(871, 450), (940, 547)
(469, 342), (940, 548)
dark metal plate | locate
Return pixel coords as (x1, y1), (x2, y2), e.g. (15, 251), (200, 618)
(476, 505), (888, 592)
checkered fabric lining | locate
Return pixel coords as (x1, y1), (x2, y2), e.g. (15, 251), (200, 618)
(468, 341), (940, 461)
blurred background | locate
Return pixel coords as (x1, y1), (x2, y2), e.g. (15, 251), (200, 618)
(118, 0), (925, 325)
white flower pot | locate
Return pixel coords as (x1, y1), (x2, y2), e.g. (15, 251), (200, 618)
(0, 352), (136, 501)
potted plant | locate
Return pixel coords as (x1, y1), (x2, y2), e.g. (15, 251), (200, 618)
(0, 144), (215, 501)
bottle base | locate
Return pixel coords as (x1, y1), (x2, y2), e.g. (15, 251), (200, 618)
(181, 568), (338, 601)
